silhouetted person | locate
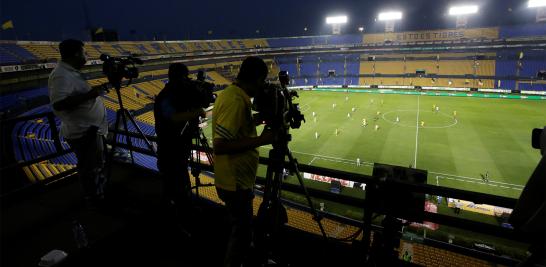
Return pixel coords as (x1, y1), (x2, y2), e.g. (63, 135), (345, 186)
(154, 63), (205, 213)
(213, 57), (275, 267)
(48, 39), (108, 207)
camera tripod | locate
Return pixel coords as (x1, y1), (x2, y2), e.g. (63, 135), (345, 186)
(256, 129), (328, 265)
(109, 84), (157, 168)
(184, 120), (215, 202)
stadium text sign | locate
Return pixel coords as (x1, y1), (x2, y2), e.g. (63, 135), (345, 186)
(363, 27), (499, 43)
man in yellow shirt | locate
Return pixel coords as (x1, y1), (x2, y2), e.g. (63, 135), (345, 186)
(213, 56), (274, 267)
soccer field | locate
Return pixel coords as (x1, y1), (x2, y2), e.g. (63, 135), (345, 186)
(253, 90), (546, 199)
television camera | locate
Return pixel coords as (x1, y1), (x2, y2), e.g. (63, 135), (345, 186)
(183, 78), (216, 109)
(253, 71), (305, 131)
(100, 54), (143, 88)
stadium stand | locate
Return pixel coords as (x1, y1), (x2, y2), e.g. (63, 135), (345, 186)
(277, 54), (360, 86)
(19, 43), (61, 61)
(0, 38), (273, 65)
(0, 42), (37, 64)
(267, 34), (361, 48)
(499, 23), (546, 39)
(205, 71), (232, 85)
(2, 23), (545, 266)
(356, 52), (498, 88)
(10, 106), (77, 183)
(399, 241), (492, 267)
(89, 43), (122, 57)
(0, 87), (48, 113)
(495, 49), (546, 90)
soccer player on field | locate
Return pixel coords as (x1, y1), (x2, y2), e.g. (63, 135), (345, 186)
(335, 128), (339, 136)
(347, 113), (351, 118)
(396, 116), (400, 123)
(453, 110), (457, 117)
(315, 131), (319, 139)
(351, 107), (356, 112)
(312, 111), (316, 117)
(356, 158), (361, 166)
(374, 111), (381, 120)
(421, 121), (425, 127)
(374, 124), (379, 131)
(435, 106), (440, 113)
(332, 103), (336, 109)
(432, 104), (436, 111)
(362, 118), (367, 127)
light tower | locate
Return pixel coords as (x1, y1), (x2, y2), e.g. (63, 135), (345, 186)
(448, 5), (479, 29)
(378, 11), (402, 32)
(326, 15), (348, 35)
(529, 0), (546, 22)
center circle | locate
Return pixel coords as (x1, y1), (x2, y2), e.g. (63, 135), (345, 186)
(381, 109), (458, 129)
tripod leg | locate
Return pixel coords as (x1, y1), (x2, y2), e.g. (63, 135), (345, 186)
(256, 148), (285, 265)
(119, 109), (135, 164)
(192, 139), (200, 201)
(106, 110), (123, 179)
(286, 151), (328, 240)
(199, 130), (214, 166)
(124, 109), (156, 155)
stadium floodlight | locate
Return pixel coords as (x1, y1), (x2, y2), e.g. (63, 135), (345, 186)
(528, 0), (546, 8)
(449, 5), (479, 16)
(326, 16), (348, 24)
(358, 27), (364, 32)
(378, 11), (403, 21)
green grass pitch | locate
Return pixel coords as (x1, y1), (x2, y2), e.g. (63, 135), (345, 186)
(253, 90), (546, 199)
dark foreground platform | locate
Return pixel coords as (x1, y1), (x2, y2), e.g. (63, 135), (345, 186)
(1, 162), (364, 267)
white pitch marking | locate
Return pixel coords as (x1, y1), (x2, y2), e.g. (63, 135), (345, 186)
(437, 176), (523, 191)
(431, 171), (524, 187)
(414, 95), (420, 168)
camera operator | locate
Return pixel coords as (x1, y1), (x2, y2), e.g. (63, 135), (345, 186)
(48, 39), (108, 208)
(154, 63), (206, 213)
(213, 56), (275, 267)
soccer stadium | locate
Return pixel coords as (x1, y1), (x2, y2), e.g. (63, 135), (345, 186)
(1, 1), (546, 266)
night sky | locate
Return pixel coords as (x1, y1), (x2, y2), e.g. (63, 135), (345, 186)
(0, 0), (539, 41)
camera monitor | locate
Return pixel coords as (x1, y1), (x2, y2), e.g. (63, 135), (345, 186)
(532, 127), (545, 150)
(372, 163), (427, 222)
(330, 180), (342, 194)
